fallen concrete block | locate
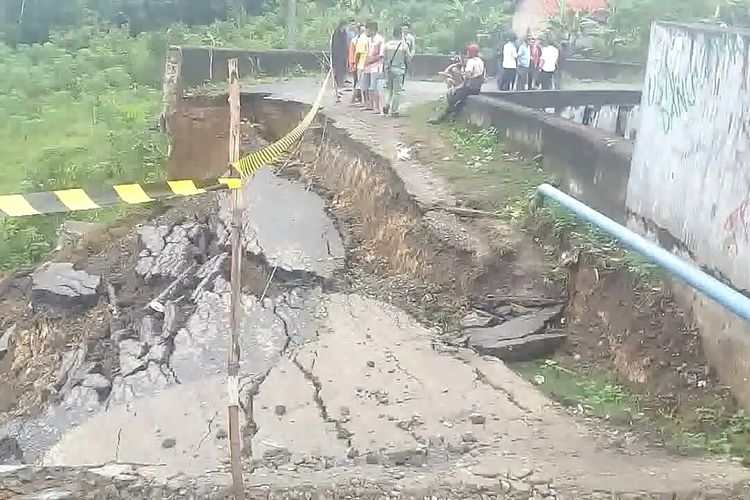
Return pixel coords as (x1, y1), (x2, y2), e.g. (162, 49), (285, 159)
(32, 263), (101, 310)
(465, 306), (565, 361)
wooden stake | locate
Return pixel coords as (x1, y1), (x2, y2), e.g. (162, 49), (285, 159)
(227, 57), (245, 500)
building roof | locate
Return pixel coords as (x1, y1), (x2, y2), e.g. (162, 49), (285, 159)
(540, 0), (607, 15)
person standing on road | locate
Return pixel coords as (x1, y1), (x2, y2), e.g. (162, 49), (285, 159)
(330, 20), (350, 102)
(499, 34), (518, 91)
(383, 26), (412, 117)
(429, 44), (485, 123)
(539, 40), (559, 90)
(351, 23), (369, 104)
(516, 35), (531, 90)
(529, 36), (542, 89)
(555, 40), (570, 89)
(402, 22), (415, 54)
(361, 21), (385, 114)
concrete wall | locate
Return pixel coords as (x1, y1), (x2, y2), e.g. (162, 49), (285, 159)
(175, 45), (644, 87)
(485, 90), (642, 139)
(557, 104), (639, 139)
(460, 95), (633, 221)
(628, 22), (750, 409)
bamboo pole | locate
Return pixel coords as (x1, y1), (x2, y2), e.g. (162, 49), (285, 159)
(226, 58), (245, 500)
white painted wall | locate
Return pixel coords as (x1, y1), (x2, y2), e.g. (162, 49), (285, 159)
(628, 23), (750, 290)
(512, 0), (548, 38)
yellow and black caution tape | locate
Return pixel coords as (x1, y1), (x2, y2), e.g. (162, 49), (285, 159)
(0, 71), (331, 218)
(0, 177), (241, 217)
(232, 70), (331, 178)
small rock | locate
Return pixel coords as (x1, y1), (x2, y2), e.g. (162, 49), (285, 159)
(161, 438), (176, 449)
(428, 435), (444, 447)
(461, 431), (478, 443)
(469, 413), (486, 425)
(366, 360), (375, 368)
(365, 453), (380, 465)
(337, 427), (352, 439)
(81, 373), (111, 391)
(274, 404), (287, 416)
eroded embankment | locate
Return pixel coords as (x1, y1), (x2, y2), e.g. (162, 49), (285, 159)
(1, 90), (749, 499)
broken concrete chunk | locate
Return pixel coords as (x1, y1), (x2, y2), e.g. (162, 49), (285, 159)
(459, 310), (497, 329)
(32, 263), (101, 309)
(469, 413), (486, 425)
(135, 224), (192, 280)
(81, 373), (111, 391)
(139, 316), (161, 345)
(0, 324), (16, 358)
(118, 339), (146, 375)
(0, 433), (23, 465)
(465, 306), (565, 361)
(137, 225), (166, 254)
(163, 302), (180, 335)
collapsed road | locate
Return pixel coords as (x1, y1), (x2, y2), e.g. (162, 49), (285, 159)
(1, 79), (749, 499)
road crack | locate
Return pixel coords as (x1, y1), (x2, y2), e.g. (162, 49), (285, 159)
(292, 350), (353, 442)
(473, 367), (530, 413)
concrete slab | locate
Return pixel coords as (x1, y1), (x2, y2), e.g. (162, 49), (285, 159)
(43, 377), (233, 483)
(218, 168), (345, 278)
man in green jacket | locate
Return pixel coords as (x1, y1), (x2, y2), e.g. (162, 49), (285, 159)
(382, 26), (412, 117)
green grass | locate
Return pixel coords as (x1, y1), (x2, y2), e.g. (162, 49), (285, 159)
(407, 101), (548, 215)
(0, 26), (169, 269)
(518, 358), (750, 465)
(517, 359), (642, 422)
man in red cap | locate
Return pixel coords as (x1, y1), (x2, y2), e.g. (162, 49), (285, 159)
(429, 44), (485, 123)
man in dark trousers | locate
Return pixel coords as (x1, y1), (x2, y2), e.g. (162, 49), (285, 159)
(429, 44), (485, 123)
(330, 20), (350, 102)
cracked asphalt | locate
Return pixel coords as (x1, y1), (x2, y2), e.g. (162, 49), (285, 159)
(4, 80), (750, 499)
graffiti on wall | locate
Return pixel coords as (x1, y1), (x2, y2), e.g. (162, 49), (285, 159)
(723, 198), (750, 256)
(646, 32), (743, 133)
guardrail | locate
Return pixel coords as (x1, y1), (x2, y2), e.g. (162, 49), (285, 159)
(534, 183), (750, 323)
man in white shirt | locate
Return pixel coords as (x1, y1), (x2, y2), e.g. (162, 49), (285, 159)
(499, 35), (518, 91)
(429, 44), (485, 123)
(539, 40), (559, 90)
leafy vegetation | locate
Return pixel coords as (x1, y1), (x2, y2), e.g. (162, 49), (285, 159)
(0, 24), (168, 268)
(547, 0), (750, 60)
(518, 359), (750, 464)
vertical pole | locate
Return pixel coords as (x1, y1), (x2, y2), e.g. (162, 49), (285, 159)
(286, 0), (297, 49)
(227, 58), (245, 500)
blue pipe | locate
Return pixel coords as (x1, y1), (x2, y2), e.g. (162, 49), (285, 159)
(535, 183), (750, 324)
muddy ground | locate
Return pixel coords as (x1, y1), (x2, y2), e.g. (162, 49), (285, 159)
(0, 80), (749, 499)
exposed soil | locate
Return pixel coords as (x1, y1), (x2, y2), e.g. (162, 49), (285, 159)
(399, 100), (748, 459)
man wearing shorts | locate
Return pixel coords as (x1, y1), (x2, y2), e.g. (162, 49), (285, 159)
(361, 21), (384, 113)
(351, 23), (368, 104)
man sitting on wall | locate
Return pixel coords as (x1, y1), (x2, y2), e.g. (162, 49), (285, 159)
(428, 44), (485, 123)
